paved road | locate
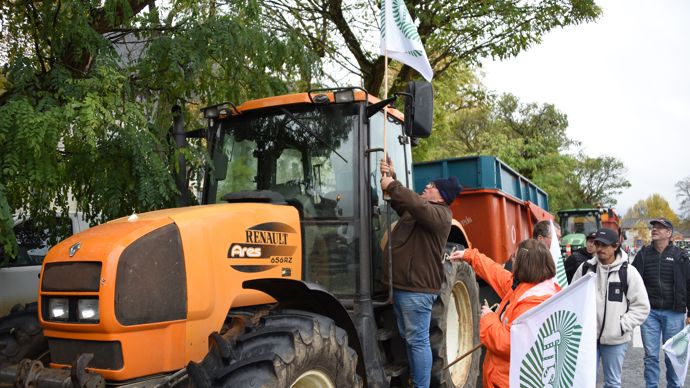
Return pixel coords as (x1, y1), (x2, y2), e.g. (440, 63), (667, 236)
(596, 330), (690, 388)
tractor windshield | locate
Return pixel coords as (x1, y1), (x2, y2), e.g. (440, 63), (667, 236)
(214, 103), (359, 295)
(559, 211), (599, 237)
(215, 104), (356, 216)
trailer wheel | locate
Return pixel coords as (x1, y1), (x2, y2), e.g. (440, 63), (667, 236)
(430, 260), (480, 388)
(187, 310), (361, 388)
(0, 303), (47, 367)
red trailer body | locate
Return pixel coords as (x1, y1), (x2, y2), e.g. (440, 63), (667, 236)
(449, 189), (554, 264)
(413, 156), (554, 263)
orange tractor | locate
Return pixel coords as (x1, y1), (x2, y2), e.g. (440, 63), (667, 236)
(0, 83), (482, 387)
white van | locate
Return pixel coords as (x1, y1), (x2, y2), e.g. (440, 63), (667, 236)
(0, 214), (90, 315)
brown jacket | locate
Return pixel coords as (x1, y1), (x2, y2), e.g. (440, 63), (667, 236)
(386, 180), (452, 294)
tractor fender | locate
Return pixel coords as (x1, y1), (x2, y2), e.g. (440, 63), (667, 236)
(243, 278), (365, 383)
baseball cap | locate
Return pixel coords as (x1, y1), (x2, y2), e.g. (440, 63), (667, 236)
(586, 232), (597, 240)
(649, 218), (673, 230)
(593, 228), (619, 246)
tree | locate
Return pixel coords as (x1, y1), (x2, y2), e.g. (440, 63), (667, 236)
(410, 63), (493, 161)
(0, 1), (319, 261)
(261, 0), (601, 95)
(677, 176), (690, 219)
(574, 154), (631, 207)
(414, 88), (584, 211)
(624, 194), (681, 226)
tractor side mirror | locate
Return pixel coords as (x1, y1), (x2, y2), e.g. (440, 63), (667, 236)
(404, 81), (433, 138)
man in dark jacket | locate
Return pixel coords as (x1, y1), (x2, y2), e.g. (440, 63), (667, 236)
(564, 231), (596, 283)
(380, 157), (461, 388)
(632, 218), (690, 388)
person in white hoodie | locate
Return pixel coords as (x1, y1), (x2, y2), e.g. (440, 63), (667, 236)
(572, 228), (650, 388)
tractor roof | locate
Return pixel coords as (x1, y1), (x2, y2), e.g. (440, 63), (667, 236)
(234, 91), (405, 122)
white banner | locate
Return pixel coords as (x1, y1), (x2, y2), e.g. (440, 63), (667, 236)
(662, 325), (690, 384)
(379, 0), (433, 81)
(550, 220), (568, 288)
(510, 273), (597, 387)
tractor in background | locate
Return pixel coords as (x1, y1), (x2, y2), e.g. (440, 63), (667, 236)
(557, 207), (622, 257)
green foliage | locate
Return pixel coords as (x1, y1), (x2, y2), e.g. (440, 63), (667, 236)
(412, 64), (631, 212)
(414, 75), (581, 211)
(0, 183), (16, 258)
(574, 154), (630, 207)
(261, 0), (601, 94)
(0, 0), (320, 264)
(411, 64), (490, 161)
(0, 0), (611, 265)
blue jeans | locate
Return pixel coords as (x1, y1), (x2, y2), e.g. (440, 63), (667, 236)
(598, 342), (628, 388)
(640, 309), (686, 388)
(393, 289), (437, 388)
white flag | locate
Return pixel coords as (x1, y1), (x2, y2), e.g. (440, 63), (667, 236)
(662, 325), (690, 384)
(550, 220), (568, 288)
(510, 273), (597, 388)
(379, 0), (433, 81)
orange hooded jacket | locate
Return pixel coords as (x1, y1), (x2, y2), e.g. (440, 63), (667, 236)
(463, 249), (560, 388)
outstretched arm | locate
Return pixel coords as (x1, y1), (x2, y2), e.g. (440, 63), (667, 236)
(450, 248), (514, 298)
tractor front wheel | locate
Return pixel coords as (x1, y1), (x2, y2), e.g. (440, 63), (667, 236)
(0, 303), (47, 368)
(187, 309), (361, 388)
(430, 260), (480, 388)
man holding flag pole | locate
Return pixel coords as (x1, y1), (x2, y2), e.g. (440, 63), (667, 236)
(378, 2), (446, 387)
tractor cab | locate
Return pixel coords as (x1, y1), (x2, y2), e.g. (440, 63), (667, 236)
(186, 85), (432, 301)
(558, 207), (621, 255)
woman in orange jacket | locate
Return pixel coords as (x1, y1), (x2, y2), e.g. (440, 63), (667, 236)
(449, 239), (560, 388)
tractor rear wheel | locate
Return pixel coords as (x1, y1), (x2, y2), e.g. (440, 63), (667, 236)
(430, 260), (480, 388)
(187, 309), (361, 388)
(0, 303), (48, 367)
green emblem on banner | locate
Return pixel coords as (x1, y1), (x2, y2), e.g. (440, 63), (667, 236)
(519, 310), (582, 388)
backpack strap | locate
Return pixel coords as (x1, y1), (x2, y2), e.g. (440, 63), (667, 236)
(619, 261), (628, 297)
(582, 260), (630, 302)
(581, 261), (597, 276)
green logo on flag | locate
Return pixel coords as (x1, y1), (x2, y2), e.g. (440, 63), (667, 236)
(381, 0), (423, 57)
(519, 310), (582, 388)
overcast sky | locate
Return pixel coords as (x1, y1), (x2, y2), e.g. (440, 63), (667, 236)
(480, 0), (690, 216)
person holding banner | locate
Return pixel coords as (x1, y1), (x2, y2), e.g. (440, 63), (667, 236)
(449, 239), (559, 388)
(572, 228), (650, 388)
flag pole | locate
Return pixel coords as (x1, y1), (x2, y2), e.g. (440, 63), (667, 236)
(383, 50), (389, 164)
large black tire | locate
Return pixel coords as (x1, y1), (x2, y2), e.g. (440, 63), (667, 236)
(187, 309), (362, 388)
(430, 260), (480, 388)
(0, 303), (48, 368)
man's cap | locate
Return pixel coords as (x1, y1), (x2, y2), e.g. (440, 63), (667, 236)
(650, 218), (673, 230)
(586, 232), (597, 240)
(432, 176), (462, 205)
(593, 228), (619, 246)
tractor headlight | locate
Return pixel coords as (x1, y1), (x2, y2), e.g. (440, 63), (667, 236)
(48, 298), (69, 320)
(77, 299), (99, 321)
